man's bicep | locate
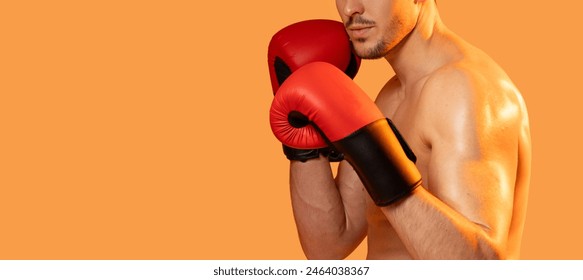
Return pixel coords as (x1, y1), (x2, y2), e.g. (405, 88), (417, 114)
(427, 149), (515, 240)
(423, 78), (518, 243)
(427, 107), (516, 245)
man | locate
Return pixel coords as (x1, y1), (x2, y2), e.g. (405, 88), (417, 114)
(273, 0), (531, 259)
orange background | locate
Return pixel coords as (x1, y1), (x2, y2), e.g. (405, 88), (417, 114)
(0, 1), (581, 259)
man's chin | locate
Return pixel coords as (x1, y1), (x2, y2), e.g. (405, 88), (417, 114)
(353, 43), (388, 60)
(349, 37), (384, 59)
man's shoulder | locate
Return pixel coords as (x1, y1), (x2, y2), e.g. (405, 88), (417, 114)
(421, 57), (516, 107)
(419, 58), (526, 131)
(424, 60), (491, 95)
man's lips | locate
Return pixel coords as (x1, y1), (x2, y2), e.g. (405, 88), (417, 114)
(348, 26), (374, 38)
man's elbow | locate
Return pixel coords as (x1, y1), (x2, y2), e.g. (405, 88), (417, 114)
(476, 235), (507, 260)
(301, 243), (352, 260)
(304, 252), (345, 260)
(303, 248), (351, 260)
(479, 246), (507, 260)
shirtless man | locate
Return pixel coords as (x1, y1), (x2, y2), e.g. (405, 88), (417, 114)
(270, 0), (531, 259)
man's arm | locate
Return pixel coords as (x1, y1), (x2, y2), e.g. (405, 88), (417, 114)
(380, 68), (519, 259)
(290, 157), (368, 259)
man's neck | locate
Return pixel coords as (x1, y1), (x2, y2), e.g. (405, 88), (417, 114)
(385, 2), (456, 86)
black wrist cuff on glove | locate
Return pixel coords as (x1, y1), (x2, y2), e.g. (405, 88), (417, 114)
(332, 118), (422, 206)
(283, 145), (319, 162)
(319, 147), (344, 162)
(282, 145), (344, 162)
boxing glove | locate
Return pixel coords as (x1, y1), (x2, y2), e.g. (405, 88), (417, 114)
(268, 19), (361, 162)
(270, 62), (422, 206)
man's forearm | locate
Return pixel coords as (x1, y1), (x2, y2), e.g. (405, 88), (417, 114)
(290, 157), (365, 259)
(381, 187), (504, 259)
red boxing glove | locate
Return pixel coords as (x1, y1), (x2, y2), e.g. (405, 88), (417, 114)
(268, 19), (360, 93)
(268, 19), (360, 162)
(270, 62), (422, 206)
